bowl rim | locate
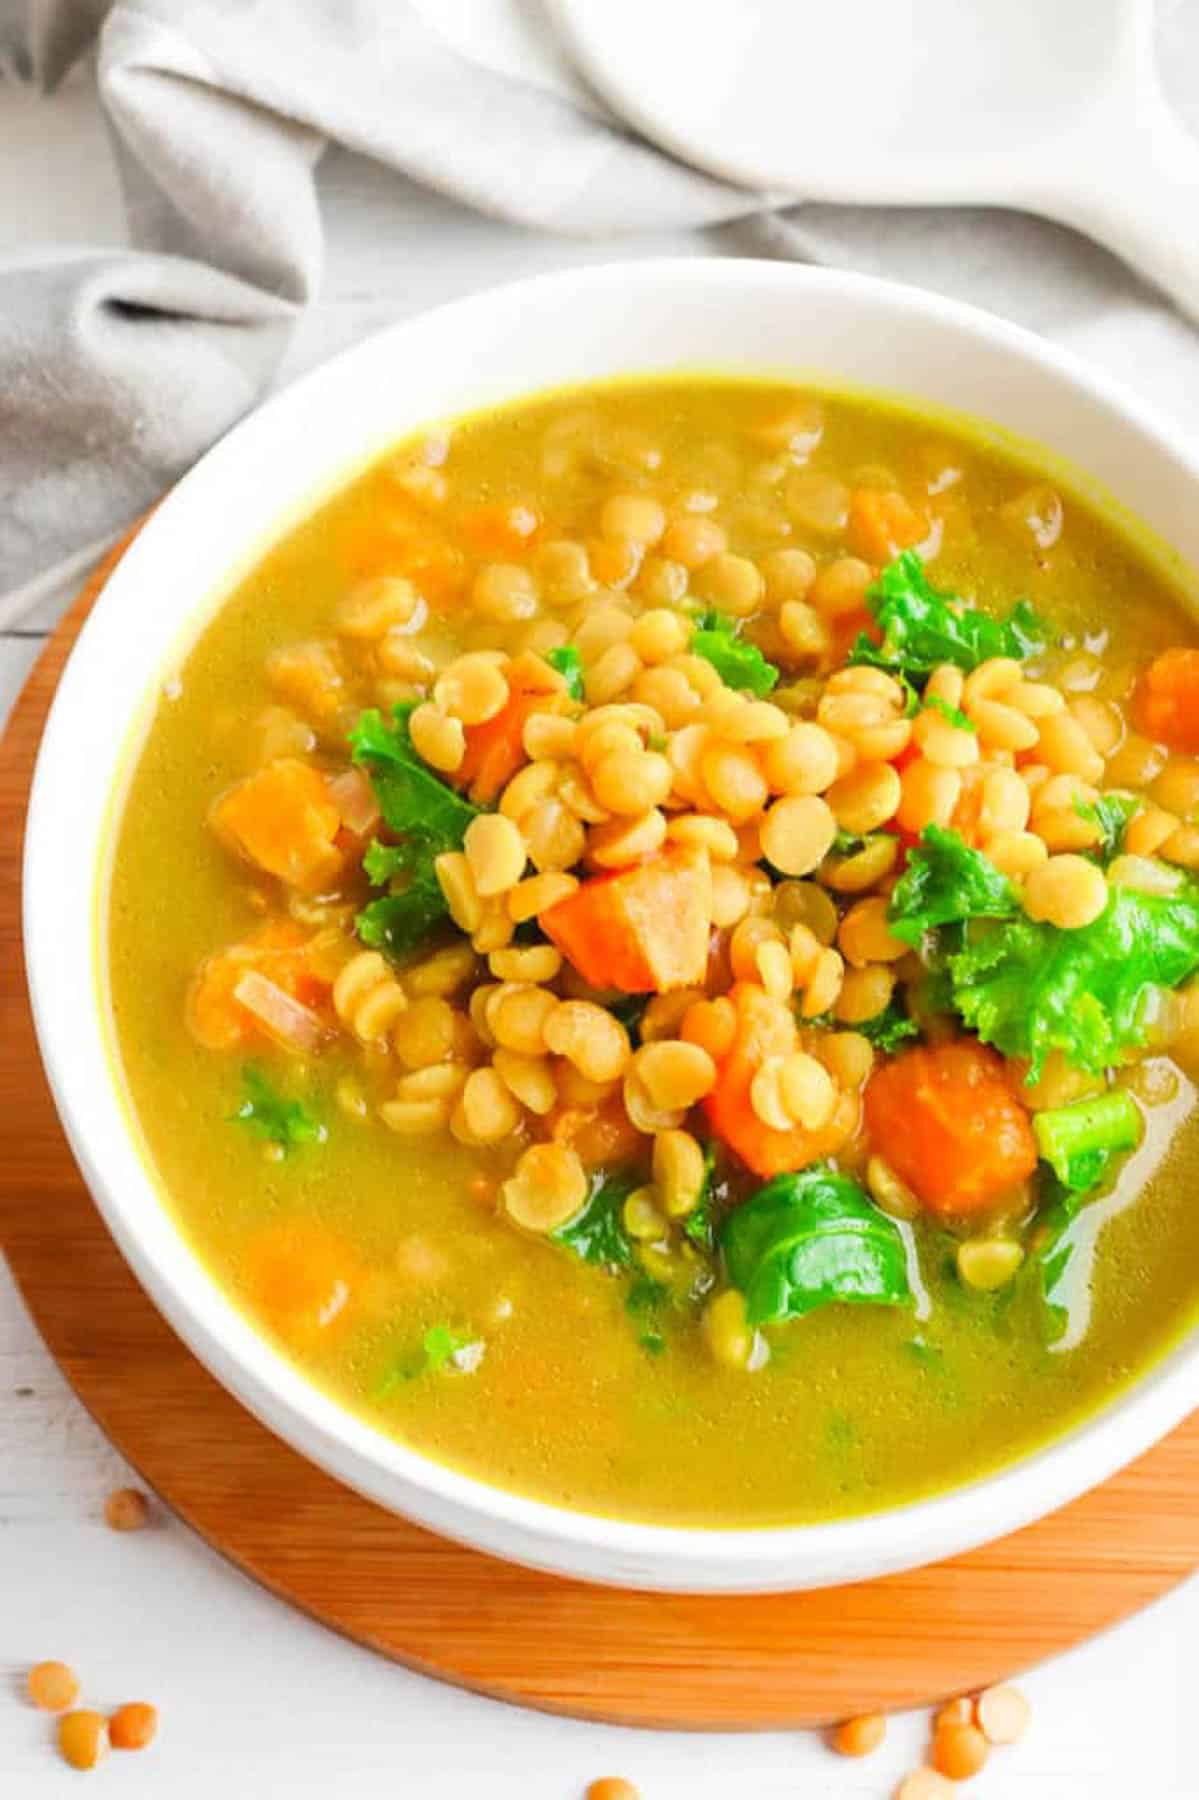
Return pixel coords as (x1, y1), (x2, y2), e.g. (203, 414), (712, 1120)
(22, 256), (1199, 1593)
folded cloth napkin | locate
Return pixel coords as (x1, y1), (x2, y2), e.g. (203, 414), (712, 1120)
(0, 0), (1196, 621)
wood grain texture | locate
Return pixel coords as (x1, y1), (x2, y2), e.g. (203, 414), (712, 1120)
(0, 535), (1196, 1730)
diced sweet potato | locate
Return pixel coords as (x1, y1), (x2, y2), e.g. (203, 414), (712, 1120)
(246, 1220), (359, 1343)
(540, 847), (713, 994)
(863, 1039), (1038, 1218)
(1135, 648), (1199, 754)
(186, 920), (332, 1051)
(457, 669), (573, 804)
(847, 488), (928, 564)
(210, 759), (342, 891)
(703, 981), (853, 1178)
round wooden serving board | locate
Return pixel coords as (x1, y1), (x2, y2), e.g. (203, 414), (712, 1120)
(1, 532), (1197, 1730)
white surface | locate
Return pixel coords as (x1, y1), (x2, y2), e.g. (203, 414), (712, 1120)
(24, 256), (1199, 1595)
(550, 0), (1199, 323)
(0, 60), (1194, 1799)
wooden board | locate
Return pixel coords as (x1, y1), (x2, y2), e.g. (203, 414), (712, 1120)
(1, 532), (1197, 1730)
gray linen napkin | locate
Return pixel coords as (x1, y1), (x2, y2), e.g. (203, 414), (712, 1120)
(1, 0), (1196, 620)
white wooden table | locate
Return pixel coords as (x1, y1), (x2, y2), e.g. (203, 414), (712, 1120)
(1, 61), (1194, 1800)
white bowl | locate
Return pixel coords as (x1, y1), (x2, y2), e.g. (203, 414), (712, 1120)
(24, 259), (1199, 1594)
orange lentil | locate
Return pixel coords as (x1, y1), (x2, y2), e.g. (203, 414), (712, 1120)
(897, 1773), (955, 1800)
(975, 1683), (1030, 1745)
(105, 1486), (150, 1531)
(932, 1721), (990, 1781)
(57, 1710), (109, 1771)
(831, 1712), (887, 1757)
(933, 1696), (975, 1732)
(586, 1780), (640, 1800)
(27, 1661), (80, 1712)
(110, 1701), (159, 1751)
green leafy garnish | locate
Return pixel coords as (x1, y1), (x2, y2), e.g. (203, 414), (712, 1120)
(721, 1164), (912, 1327)
(947, 885), (1199, 1080)
(231, 1066), (325, 1153)
(849, 551), (1045, 680)
(375, 1323), (478, 1396)
(350, 704), (482, 957)
(1073, 791), (1138, 862)
(551, 1168), (638, 1268)
(626, 1274), (668, 1314)
(351, 704), (481, 840)
(422, 1323), (471, 1371)
(691, 611), (779, 696)
(682, 1144), (718, 1252)
(888, 825), (1019, 947)
(546, 644), (584, 702)
(925, 693), (976, 732)
(608, 993), (650, 1045)
(1028, 1178), (1086, 1344)
(625, 1275), (669, 1354)
(1033, 1088), (1141, 1192)
(856, 994), (921, 1054)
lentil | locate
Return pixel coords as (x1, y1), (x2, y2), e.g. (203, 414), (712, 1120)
(27, 1661), (80, 1712)
(109, 1702), (159, 1751)
(58, 1711), (109, 1771)
(975, 1684), (1030, 1745)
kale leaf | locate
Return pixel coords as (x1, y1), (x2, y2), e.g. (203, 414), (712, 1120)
(231, 1066), (326, 1153)
(887, 825), (1019, 946)
(849, 551), (1045, 680)
(925, 693), (976, 732)
(948, 885), (1199, 1080)
(350, 704), (480, 841)
(551, 1167), (638, 1269)
(1030, 1179), (1082, 1344)
(1074, 791), (1139, 862)
(682, 1143), (718, 1252)
(721, 1164), (912, 1327)
(608, 993), (650, 1045)
(691, 610), (779, 696)
(546, 644), (584, 702)
(350, 704), (482, 957)
(856, 993), (922, 1054)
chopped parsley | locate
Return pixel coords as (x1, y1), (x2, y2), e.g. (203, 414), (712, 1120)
(231, 1066), (325, 1153)
(350, 703), (482, 958)
(849, 550), (1045, 680)
(690, 610), (779, 696)
(546, 644), (584, 701)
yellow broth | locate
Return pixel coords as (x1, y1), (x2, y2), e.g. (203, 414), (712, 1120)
(105, 379), (1199, 1525)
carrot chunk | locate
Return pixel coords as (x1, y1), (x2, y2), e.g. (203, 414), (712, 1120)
(863, 1040), (1037, 1218)
(210, 759), (342, 891)
(540, 847), (712, 994)
(456, 689), (543, 803)
(847, 488), (928, 564)
(703, 982), (854, 1178)
(1135, 647), (1199, 753)
(456, 654), (573, 803)
(459, 502), (540, 558)
(186, 920), (332, 1050)
(246, 1219), (359, 1343)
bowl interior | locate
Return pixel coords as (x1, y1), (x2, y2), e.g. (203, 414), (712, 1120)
(23, 260), (1199, 1591)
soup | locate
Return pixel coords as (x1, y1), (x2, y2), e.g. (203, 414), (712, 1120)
(105, 379), (1199, 1527)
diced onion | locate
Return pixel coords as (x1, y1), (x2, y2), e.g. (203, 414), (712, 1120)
(327, 768), (380, 837)
(233, 971), (329, 1053)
